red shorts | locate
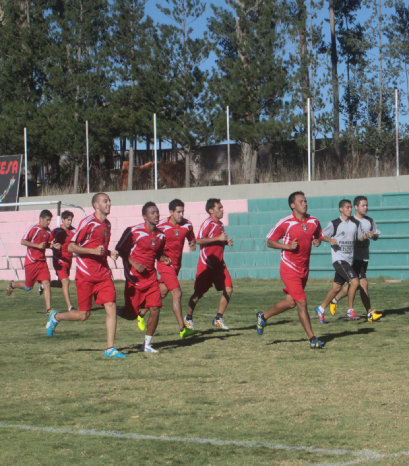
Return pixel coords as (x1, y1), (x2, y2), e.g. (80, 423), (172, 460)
(53, 259), (71, 280)
(75, 276), (116, 312)
(124, 280), (161, 318)
(24, 262), (50, 288)
(280, 266), (308, 302)
(194, 264), (233, 296)
(157, 263), (180, 291)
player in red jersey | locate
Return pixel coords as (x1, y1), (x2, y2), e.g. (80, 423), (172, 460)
(157, 199), (197, 339)
(185, 198), (233, 330)
(48, 210), (77, 311)
(45, 193), (126, 359)
(256, 191), (325, 349)
(7, 209), (61, 315)
(116, 202), (171, 353)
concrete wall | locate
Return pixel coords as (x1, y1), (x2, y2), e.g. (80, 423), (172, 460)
(18, 175), (409, 209)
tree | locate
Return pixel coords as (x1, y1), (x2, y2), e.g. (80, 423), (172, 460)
(209, 0), (289, 184)
(156, 0), (209, 187)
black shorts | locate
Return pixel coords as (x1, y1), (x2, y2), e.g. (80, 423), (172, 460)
(352, 260), (368, 279)
(333, 261), (357, 285)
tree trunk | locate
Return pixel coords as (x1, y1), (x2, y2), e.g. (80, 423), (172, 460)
(73, 164), (79, 193)
(128, 146), (134, 190)
(329, 0), (340, 159)
(241, 142), (258, 184)
(184, 146), (191, 188)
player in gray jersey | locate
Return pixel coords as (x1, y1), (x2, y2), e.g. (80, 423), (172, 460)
(330, 196), (383, 322)
(314, 199), (366, 323)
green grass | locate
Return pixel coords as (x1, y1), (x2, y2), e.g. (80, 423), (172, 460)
(1, 278), (409, 465)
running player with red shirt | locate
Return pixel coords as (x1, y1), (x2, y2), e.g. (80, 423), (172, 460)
(157, 199), (197, 339)
(256, 191), (325, 349)
(7, 209), (61, 315)
(185, 198), (233, 331)
(48, 210), (77, 311)
(116, 202), (171, 353)
(46, 193), (126, 359)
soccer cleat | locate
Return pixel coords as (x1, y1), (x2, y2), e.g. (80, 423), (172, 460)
(46, 310), (59, 337)
(314, 306), (327, 324)
(213, 317), (229, 330)
(180, 327), (198, 339)
(144, 345), (158, 353)
(329, 300), (337, 316)
(38, 284), (44, 296)
(6, 281), (14, 296)
(346, 309), (360, 320)
(104, 348), (126, 358)
(367, 310), (383, 322)
(310, 337), (325, 349)
(184, 316), (195, 330)
(256, 311), (267, 335)
(137, 314), (146, 332)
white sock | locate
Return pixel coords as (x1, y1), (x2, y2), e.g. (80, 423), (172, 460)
(319, 306), (325, 312)
(333, 298), (338, 304)
(145, 335), (152, 347)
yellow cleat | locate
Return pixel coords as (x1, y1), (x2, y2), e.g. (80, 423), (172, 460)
(137, 314), (146, 332)
(329, 300), (337, 316)
(368, 310), (383, 322)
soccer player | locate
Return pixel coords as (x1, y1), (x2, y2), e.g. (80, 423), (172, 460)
(7, 209), (61, 315)
(45, 193), (126, 359)
(157, 199), (198, 338)
(314, 199), (365, 324)
(185, 198), (233, 330)
(256, 191), (325, 349)
(48, 210), (77, 311)
(116, 202), (171, 353)
(329, 196), (382, 322)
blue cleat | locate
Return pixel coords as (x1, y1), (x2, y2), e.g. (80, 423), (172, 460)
(314, 306), (327, 325)
(46, 310), (59, 337)
(256, 311), (267, 335)
(104, 348), (126, 358)
(310, 337), (325, 349)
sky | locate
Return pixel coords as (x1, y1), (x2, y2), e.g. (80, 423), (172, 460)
(140, 0), (408, 145)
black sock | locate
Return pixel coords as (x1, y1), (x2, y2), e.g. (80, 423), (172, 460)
(216, 313), (223, 319)
(186, 315), (193, 320)
(309, 336), (316, 342)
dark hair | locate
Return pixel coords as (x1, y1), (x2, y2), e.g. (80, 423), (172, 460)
(339, 199), (351, 208)
(91, 192), (108, 207)
(142, 201), (157, 216)
(39, 209), (52, 219)
(61, 210), (74, 219)
(205, 198), (221, 214)
(353, 195), (367, 207)
(288, 191), (305, 208)
(169, 199), (184, 211)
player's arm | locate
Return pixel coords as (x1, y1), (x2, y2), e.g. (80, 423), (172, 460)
(188, 239), (196, 251)
(321, 222), (337, 245)
(267, 239), (298, 250)
(158, 255), (172, 265)
(21, 239), (46, 250)
(196, 232), (229, 245)
(109, 249), (118, 260)
(68, 242), (105, 256)
(128, 256), (145, 273)
(320, 236), (337, 246)
(49, 242), (61, 250)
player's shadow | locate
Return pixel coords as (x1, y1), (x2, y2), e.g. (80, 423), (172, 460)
(382, 307), (409, 316)
(124, 331), (241, 353)
(266, 327), (376, 346)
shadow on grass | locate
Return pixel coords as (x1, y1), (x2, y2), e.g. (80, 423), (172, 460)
(266, 327), (376, 346)
(382, 307), (409, 315)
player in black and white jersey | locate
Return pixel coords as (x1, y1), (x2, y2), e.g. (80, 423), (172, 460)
(329, 196), (382, 322)
(314, 199), (366, 323)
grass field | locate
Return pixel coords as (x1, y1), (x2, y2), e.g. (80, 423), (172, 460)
(1, 278), (409, 465)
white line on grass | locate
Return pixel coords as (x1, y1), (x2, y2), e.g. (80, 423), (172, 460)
(1, 422), (409, 463)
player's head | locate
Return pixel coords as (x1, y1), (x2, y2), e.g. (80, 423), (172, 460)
(353, 195), (368, 216)
(288, 191), (307, 215)
(92, 192), (111, 216)
(288, 191), (305, 208)
(61, 210), (74, 228)
(169, 199), (184, 224)
(142, 201), (159, 226)
(39, 209), (52, 228)
(339, 199), (352, 218)
(206, 198), (223, 220)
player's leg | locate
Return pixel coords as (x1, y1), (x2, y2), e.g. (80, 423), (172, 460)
(330, 284), (348, 315)
(103, 301), (126, 358)
(295, 299), (324, 348)
(159, 282), (169, 300)
(144, 306), (161, 352)
(60, 278), (75, 310)
(170, 287), (186, 329)
(314, 280), (342, 324)
(213, 286), (233, 330)
(185, 292), (201, 329)
(41, 280), (52, 313)
(7, 280), (27, 292)
(346, 277), (360, 319)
